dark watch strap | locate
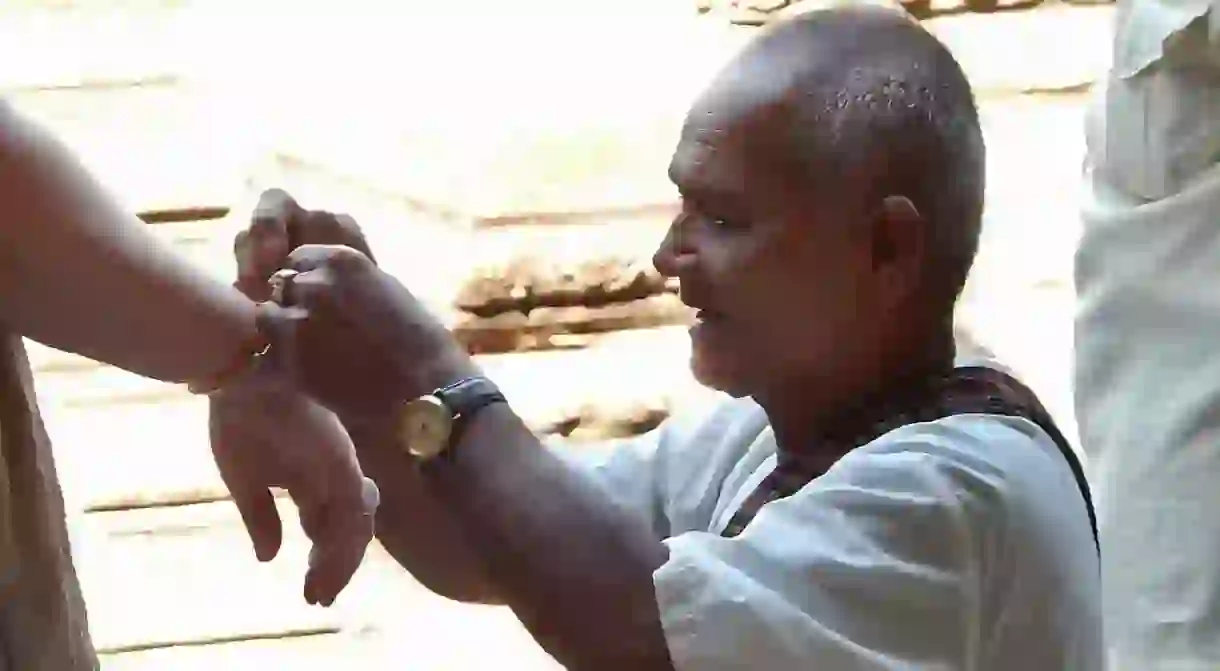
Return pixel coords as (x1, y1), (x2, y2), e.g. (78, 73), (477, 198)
(434, 376), (507, 426)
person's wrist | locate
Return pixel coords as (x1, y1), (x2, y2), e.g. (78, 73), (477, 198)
(187, 298), (270, 395)
(404, 346), (481, 400)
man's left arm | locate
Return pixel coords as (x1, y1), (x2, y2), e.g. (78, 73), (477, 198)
(359, 366), (676, 670)
(357, 361), (978, 671)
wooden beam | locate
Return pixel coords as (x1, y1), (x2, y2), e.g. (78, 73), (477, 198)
(455, 295), (691, 354)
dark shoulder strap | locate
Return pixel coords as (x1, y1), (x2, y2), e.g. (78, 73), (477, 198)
(926, 367), (1098, 551)
(721, 367), (1099, 554)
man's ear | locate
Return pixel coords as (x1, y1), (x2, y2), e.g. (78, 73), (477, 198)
(871, 194), (925, 290)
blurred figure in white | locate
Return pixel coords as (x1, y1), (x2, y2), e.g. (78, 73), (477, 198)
(1075, 2), (1220, 668)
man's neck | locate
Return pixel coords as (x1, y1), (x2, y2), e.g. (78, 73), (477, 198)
(760, 326), (956, 456)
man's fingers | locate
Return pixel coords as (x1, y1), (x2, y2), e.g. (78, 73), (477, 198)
(244, 189), (301, 281)
(284, 243), (371, 274)
(289, 210), (376, 264)
(278, 266), (333, 311)
(252, 188), (302, 231)
(334, 214), (376, 264)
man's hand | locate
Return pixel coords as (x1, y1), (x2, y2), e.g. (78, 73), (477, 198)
(268, 243), (475, 412)
(234, 188), (376, 303)
(208, 375), (378, 607)
(236, 190), (474, 415)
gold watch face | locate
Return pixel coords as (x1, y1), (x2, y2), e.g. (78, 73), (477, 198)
(398, 395), (454, 460)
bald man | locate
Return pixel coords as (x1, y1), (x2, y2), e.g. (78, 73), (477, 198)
(1075, 0), (1220, 668)
(238, 7), (1102, 669)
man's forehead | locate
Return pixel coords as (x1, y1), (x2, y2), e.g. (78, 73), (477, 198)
(669, 84), (797, 201)
(668, 134), (746, 202)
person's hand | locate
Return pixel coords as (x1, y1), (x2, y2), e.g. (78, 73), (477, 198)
(270, 243), (477, 413)
(208, 188), (384, 606)
(234, 188), (376, 302)
(235, 190), (475, 415)
(208, 373), (379, 606)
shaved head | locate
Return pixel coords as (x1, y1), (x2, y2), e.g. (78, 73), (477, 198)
(685, 5), (985, 304)
(657, 5), (982, 407)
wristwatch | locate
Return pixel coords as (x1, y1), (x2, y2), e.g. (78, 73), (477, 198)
(397, 376), (507, 461)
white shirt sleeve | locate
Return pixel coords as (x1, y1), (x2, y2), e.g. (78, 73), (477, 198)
(552, 428), (672, 537)
(1079, 4), (1220, 668)
(556, 397), (770, 538)
(1101, 0), (1220, 199)
(652, 444), (979, 670)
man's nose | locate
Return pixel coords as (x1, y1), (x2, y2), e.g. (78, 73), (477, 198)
(653, 214), (697, 278)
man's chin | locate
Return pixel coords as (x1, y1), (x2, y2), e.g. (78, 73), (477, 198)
(689, 350), (749, 398)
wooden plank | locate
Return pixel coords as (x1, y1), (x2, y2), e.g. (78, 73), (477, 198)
(6, 82), (253, 216)
(76, 498), (558, 668)
(40, 327), (697, 510)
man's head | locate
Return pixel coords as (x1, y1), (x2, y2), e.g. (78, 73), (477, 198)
(654, 6), (985, 407)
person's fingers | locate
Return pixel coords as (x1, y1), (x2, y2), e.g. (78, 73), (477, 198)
(289, 210), (376, 264)
(334, 213), (377, 264)
(302, 478), (380, 606)
(246, 189), (300, 281)
(293, 466), (373, 606)
(277, 267), (333, 310)
(232, 484), (285, 563)
(252, 188), (301, 234)
(209, 397), (286, 562)
(233, 229), (272, 300)
(284, 243), (371, 275)
(213, 437), (284, 562)
(303, 511), (375, 606)
(234, 228), (252, 276)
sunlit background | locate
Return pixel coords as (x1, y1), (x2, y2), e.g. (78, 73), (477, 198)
(3, 1), (1112, 667)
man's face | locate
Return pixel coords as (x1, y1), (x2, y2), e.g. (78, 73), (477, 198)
(654, 72), (886, 400)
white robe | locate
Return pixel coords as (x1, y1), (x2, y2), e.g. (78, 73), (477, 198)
(1075, 1), (1220, 668)
(569, 374), (1103, 670)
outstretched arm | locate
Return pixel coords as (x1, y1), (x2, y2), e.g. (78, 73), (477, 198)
(0, 100), (258, 381)
(0, 104), (378, 606)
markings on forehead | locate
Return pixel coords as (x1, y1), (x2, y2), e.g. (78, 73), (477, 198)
(668, 136), (744, 203)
